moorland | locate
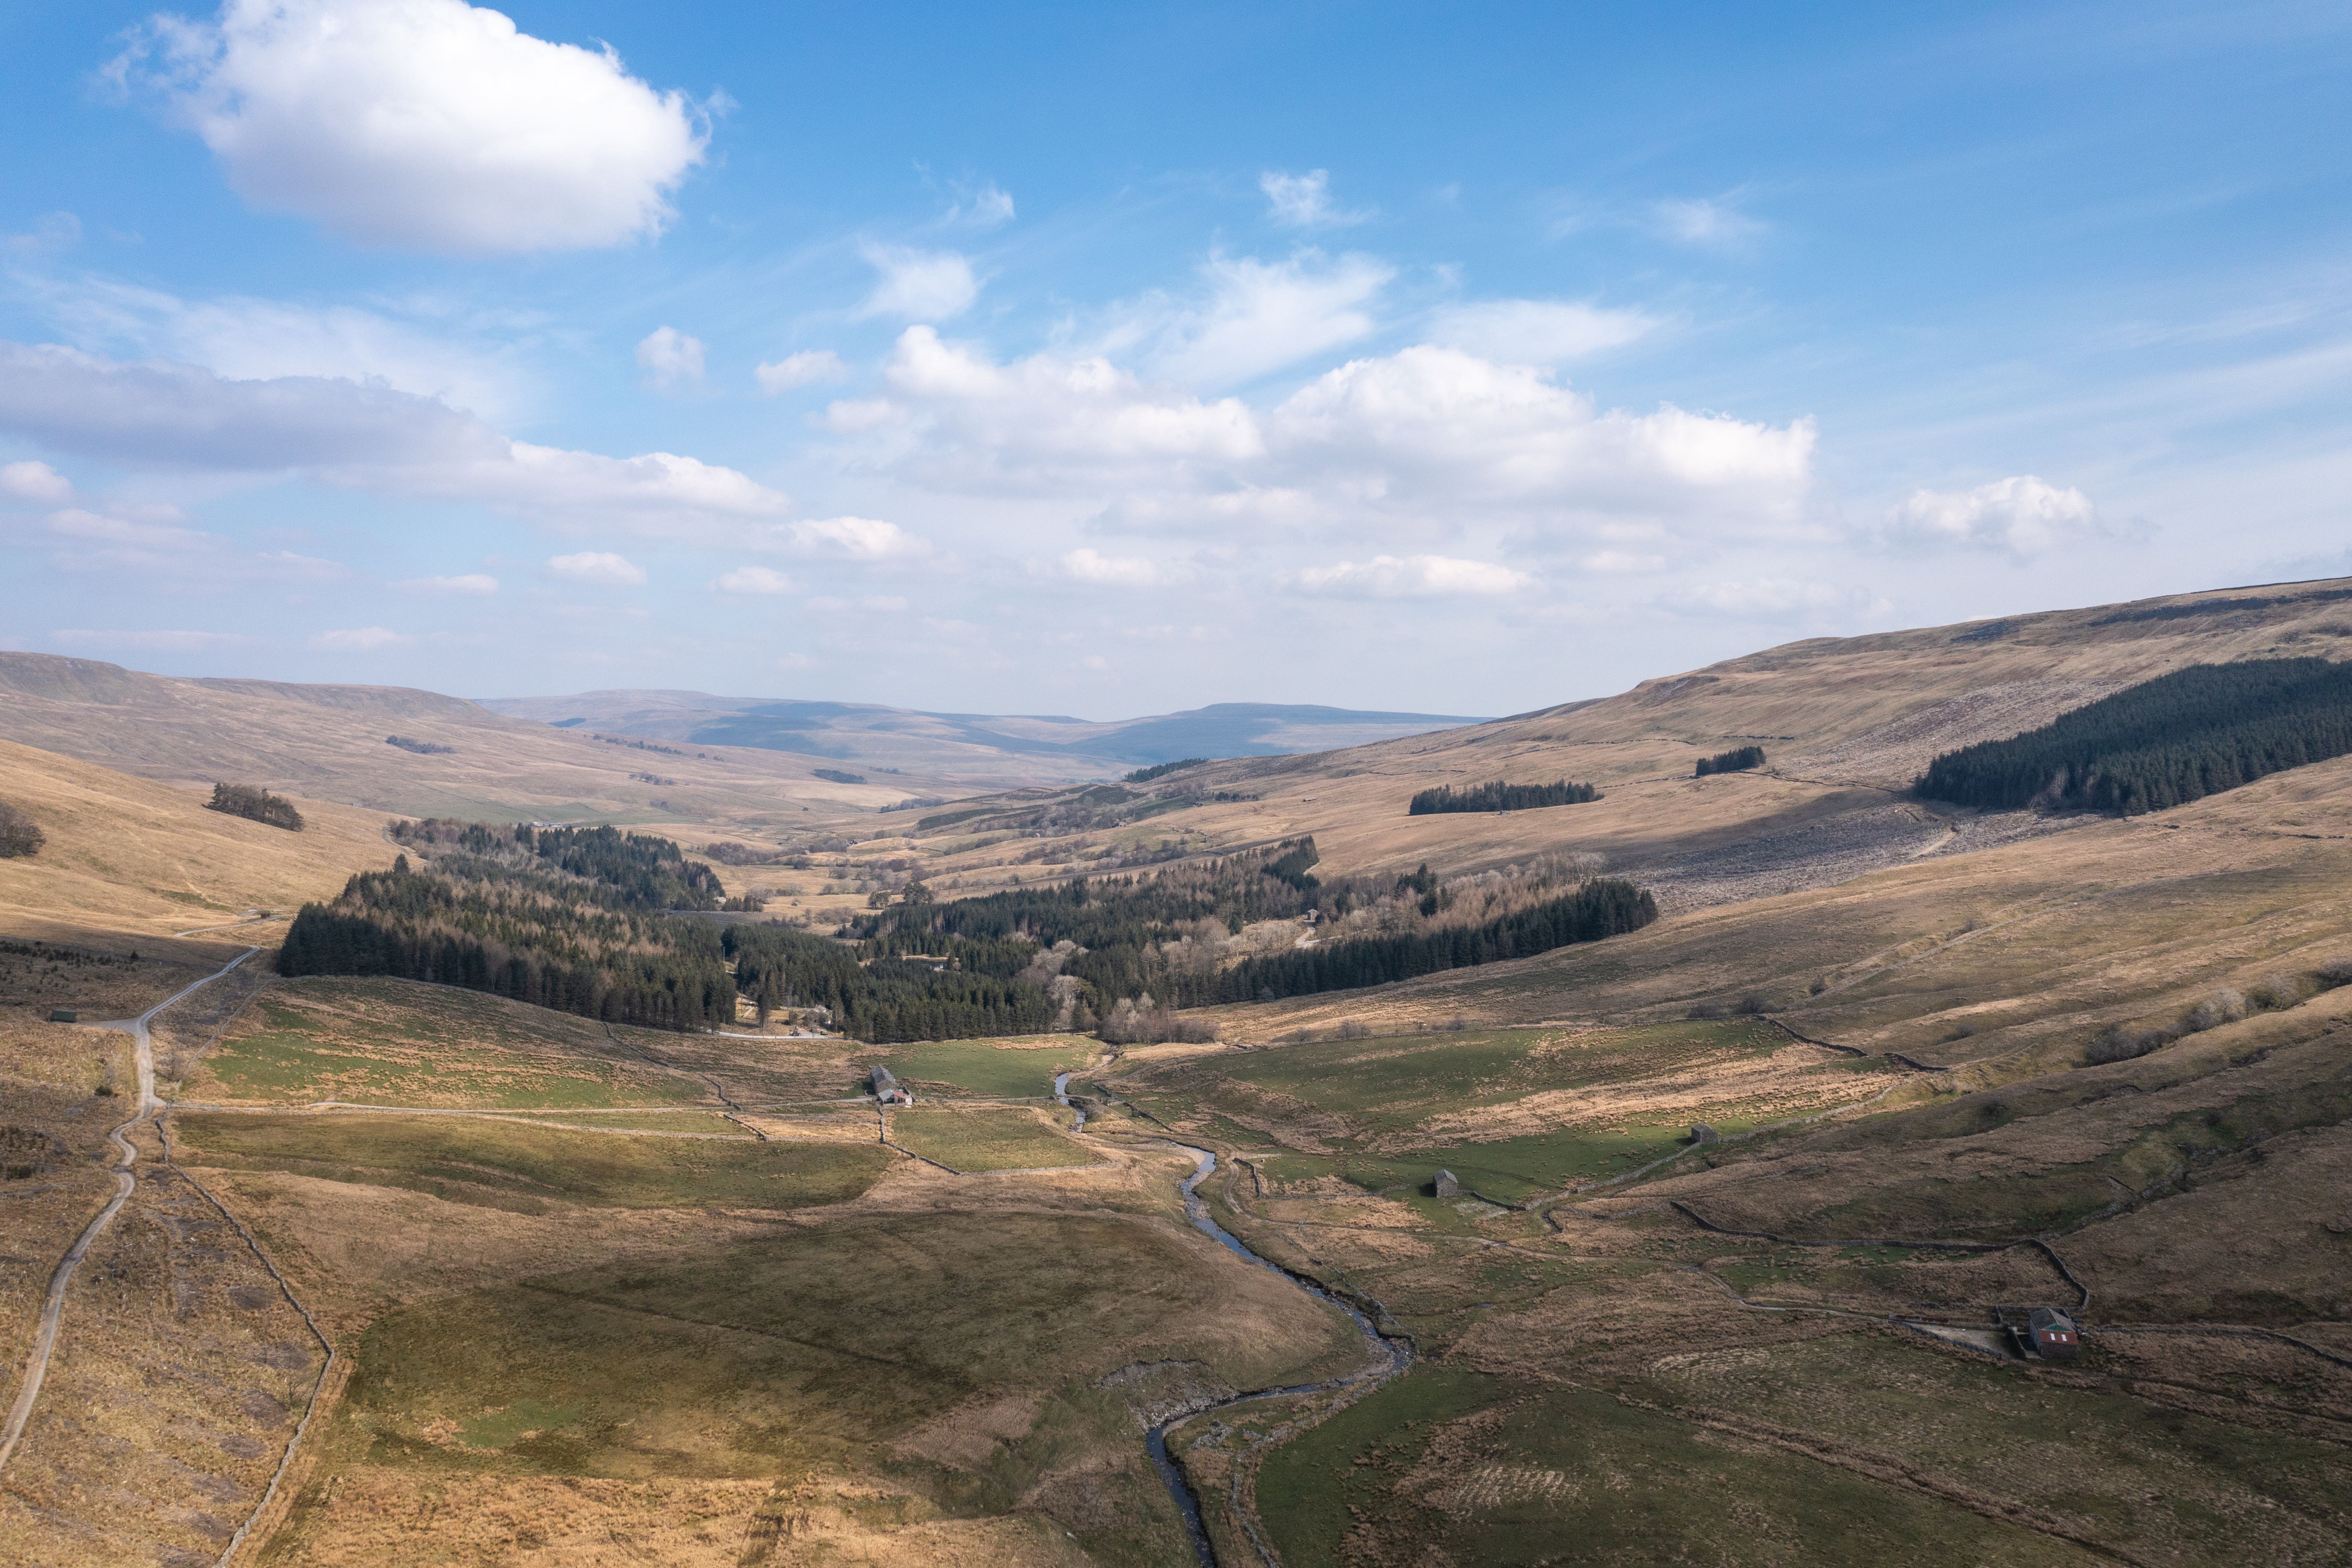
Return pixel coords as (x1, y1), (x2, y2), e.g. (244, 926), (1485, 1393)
(1, 576), (2350, 1565)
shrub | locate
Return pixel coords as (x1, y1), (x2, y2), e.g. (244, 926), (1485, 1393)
(1735, 992), (1769, 1015)
(2084, 1024), (2172, 1065)
(206, 783), (304, 832)
(0, 801), (43, 858)
(1337, 1020), (1374, 1039)
(1687, 1001), (1732, 1020)
(1696, 746), (1766, 778)
(2320, 958), (2352, 987)
(2250, 974), (2302, 1010)
(2183, 988), (2248, 1033)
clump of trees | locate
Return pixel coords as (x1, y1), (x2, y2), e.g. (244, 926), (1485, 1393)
(207, 784), (304, 831)
(0, 801), (43, 858)
(1696, 747), (1766, 778)
(1408, 780), (1599, 815)
(814, 768), (866, 784)
(387, 819), (726, 910)
(1097, 994), (1219, 1044)
(1125, 759), (1210, 784)
(1916, 659), (2352, 814)
(725, 922), (1054, 1043)
(384, 734), (454, 755)
(2081, 962), (2352, 1066)
(277, 852), (733, 1031)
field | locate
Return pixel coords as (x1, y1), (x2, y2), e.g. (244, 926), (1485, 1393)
(6, 583), (2352, 1565)
(889, 1106), (1102, 1172)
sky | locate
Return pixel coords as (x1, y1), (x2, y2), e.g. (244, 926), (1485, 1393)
(1, 0), (2348, 719)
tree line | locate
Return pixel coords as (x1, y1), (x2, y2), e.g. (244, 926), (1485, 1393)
(1914, 659), (2352, 814)
(388, 819), (726, 910)
(1408, 779), (1598, 815)
(1695, 746), (1765, 777)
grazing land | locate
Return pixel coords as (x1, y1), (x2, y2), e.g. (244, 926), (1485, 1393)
(3, 579), (2352, 1565)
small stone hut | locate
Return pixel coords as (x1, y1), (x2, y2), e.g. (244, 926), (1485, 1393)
(1433, 1169), (1460, 1198)
(1689, 1123), (1721, 1145)
(871, 1065), (913, 1107)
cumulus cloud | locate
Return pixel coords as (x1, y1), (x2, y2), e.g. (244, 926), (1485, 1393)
(1882, 476), (2103, 557)
(778, 515), (933, 560)
(1295, 554), (1532, 598)
(113, 0), (709, 253)
(394, 572), (497, 594)
(635, 327), (705, 390)
(1061, 548), (1162, 586)
(0, 342), (788, 530)
(1427, 299), (1659, 364)
(854, 244), (980, 321)
(711, 564), (792, 594)
(0, 460), (73, 503)
(754, 349), (846, 395)
(547, 551), (646, 585)
(1260, 169), (1368, 228)
(825, 333), (1813, 539)
(310, 625), (408, 650)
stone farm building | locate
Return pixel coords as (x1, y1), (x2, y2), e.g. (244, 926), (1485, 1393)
(871, 1065), (913, 1106)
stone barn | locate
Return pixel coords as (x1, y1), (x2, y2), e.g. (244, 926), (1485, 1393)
(871, 1065), (913, 1106)
(1433, 1170), (1460, 1198)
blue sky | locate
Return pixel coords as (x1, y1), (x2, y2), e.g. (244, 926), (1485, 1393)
(2, 0), (2347, 717)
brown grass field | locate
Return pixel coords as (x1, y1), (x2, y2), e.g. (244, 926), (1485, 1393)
(2, 579), (2351, 1564)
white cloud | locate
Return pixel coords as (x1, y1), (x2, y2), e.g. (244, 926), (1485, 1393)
(24, 273), (529, 421)
(636, 327), (705, 390)
(1269, 347), (1815, 523)
(778, 515), (932, 560)
(1649, 195), (1764, 247)
(1882, 476), (2103, 557)
(395, 572), (497, 594)
(1061, 548), (1161, 586)
(711, 564), (792, 594)
(1133, 252), (1393, 387)
(1260, 169), (1368, 228)
(1428, 299), (1659, 364)
(826, 334), (1814, 540)
(548, 550), (646, 586)
(115, 0), (708, 253)
(310, 625), (408, 650)
(754, 349), (846, 394)
(854, 244), (980, 321)
(0, 342), (789, 529)
(1295, 554), (1532, 598)
(0, 460), (73, 503)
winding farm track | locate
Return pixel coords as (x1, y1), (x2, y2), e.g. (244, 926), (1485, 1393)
(0, 945), (258, 1474)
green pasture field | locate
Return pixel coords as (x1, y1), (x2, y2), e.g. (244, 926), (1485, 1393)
(193, 977), (708, 1109)
(1254, 1121), (1706, 1205)
(280, 1211), (1365, 1566)
(1255, 1364), (2106, 1568)
(890, 1106), (1102, 1172)
(476, 1108), (749, 1135)
(877, 1036), (1098, 1098)
(173, 1111), (889, 1211)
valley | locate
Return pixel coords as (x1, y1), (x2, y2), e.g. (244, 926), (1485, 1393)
(2, 578), (2350, 1565)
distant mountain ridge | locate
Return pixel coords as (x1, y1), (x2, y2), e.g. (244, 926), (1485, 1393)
(474, 691), (1490, 768)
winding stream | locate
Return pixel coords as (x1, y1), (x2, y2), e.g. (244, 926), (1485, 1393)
(1053, 1070), (1086, 1130)
(1144, 1144), (1413, 1567)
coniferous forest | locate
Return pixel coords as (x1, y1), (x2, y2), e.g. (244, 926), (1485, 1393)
(1408, 779), (1599, 814)
(277, 849), (734, 1031)
(280, 822), (1660, 1043)
(1695, 746), (1766, 777)
(1915, 658), (2352, 813)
